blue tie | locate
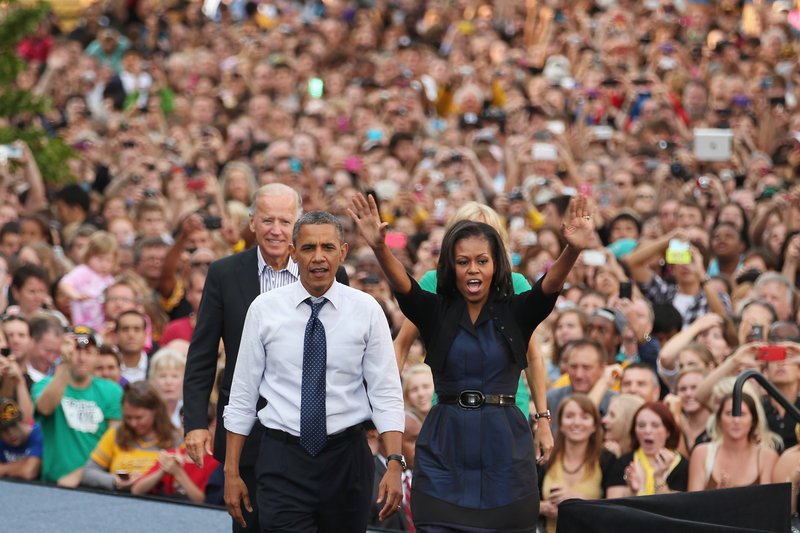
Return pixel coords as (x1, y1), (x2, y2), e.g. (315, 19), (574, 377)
(300, 298), (328, 456)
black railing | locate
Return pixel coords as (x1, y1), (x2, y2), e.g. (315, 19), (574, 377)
(732, 369), (800, 423)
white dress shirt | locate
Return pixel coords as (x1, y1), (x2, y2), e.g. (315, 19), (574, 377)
(224, 280), (405, 437)
(120, 352), (148, 383)
(257, 248), (299, 294)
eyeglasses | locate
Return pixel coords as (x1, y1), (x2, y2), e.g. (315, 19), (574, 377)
(191, 261), (212, 267)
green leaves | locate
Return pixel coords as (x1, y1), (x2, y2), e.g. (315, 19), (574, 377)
(0, 0), (76, 184)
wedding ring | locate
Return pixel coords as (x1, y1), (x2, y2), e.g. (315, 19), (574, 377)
(583, 216), (592, 220)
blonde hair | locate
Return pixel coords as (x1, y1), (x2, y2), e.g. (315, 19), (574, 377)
(402, 364), (433, 396)
(607, 394), (645, 455)
(148, 347), (186, 378)
(220, 161), (257, 203)
(25, 242), (66, 283)
(401, 364), (433, 417)
(82, 231), (118, 264)
(447, 202), (511, 259)
(226, 200), (250, 228)
(706, 377), (782, 450)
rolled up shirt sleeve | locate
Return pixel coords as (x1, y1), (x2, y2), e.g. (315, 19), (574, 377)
(223, 298), (266, 436)
(362, 300), (405, 435)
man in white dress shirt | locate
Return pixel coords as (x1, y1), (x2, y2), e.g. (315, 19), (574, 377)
(223, 211), (405, 532)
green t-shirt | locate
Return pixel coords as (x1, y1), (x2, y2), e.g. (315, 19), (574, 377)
(32, 377), (123, 483)
(417, 270), (533, 419)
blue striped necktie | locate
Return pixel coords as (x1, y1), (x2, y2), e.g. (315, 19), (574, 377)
(300, 298), (328, 456)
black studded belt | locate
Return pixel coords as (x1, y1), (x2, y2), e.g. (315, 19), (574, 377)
(437, 390), (516, 409)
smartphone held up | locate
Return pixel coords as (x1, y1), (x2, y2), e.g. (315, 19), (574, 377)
(665, 239), (691, 265)
(758, 346), (786, 363)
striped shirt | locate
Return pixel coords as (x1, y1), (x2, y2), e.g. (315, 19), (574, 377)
(257, 248), (299, 294)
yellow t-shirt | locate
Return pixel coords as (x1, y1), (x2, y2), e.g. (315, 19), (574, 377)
(90, 426), (162, 476)
(542, 458), (603, 533)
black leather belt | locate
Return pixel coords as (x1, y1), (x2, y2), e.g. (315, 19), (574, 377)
(438, 390), (516, 409)
(264, 423), (365, 445)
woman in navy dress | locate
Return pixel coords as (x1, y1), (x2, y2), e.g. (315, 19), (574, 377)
(350, 193), (594, 532)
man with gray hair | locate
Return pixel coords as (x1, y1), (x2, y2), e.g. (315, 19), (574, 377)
(183, 184), (348, 532)
(754, 272), (795, 322)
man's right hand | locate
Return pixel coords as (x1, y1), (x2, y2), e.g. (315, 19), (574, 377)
(224, 472), (252, 528)
(59, 336), (77, 370)
(185, 429), (212, 468)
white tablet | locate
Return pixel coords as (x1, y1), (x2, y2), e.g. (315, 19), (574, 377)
(693, 128), (733, 162)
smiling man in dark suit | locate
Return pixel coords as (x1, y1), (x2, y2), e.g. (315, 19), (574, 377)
(183, 183), (348, 532)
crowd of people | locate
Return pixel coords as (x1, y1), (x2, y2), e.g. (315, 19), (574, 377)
(2, 0), (800, 530)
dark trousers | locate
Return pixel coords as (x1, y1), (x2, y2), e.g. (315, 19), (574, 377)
(233, 464), (260, 533)
(256, 427), (374, 533)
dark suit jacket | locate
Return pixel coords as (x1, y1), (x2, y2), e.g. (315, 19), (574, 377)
(183, 247), (349, 466)
(368, 456), (409, 532)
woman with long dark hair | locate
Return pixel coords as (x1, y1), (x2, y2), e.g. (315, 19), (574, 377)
(81, 381), (178, 491)
(350, 193), (592, 531)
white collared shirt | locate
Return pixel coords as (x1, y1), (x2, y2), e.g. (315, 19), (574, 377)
(26, 363), (49, 383)
(120, 352), (148, 383)
(224, 281), (404, 437)
(257, 248), (299, 294)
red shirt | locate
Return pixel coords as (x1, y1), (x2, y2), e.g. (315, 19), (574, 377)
(160, 317), (194, 345)
(144, 446), (219, 497)
(17, 36), (53, 63)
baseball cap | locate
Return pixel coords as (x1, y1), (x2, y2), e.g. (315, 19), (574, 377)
(0, 398), (22, 429)
(593, 307), (627, 335)
(69, 325), (100, 348)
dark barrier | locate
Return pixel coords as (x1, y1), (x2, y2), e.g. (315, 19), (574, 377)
(557, 483), (791, 533)
(733, 369), (800, 424)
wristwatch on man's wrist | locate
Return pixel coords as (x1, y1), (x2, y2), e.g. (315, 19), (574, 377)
(387, 454), (407, 470)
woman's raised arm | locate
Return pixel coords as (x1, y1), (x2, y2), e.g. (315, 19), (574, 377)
(348, 193), (412, 294)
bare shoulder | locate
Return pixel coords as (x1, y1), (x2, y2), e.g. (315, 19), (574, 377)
(760, 445), (780, 463)
(772, 446), (800, 479)
(689, 442), (709, 461)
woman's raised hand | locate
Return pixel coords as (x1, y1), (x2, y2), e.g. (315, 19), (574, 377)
(651, 448), (674, 481)
(348, 193), (388, 250)
(624, 461), (644, 493)
(561, 194), (595, 251)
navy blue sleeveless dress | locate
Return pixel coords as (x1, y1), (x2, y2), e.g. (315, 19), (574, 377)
(395, 277), (557, 532)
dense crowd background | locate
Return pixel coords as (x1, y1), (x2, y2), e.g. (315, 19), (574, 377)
(2, 0), (800, 529)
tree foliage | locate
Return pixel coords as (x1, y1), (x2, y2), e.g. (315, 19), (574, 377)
(0, 0), (75, 184)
